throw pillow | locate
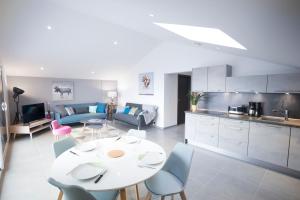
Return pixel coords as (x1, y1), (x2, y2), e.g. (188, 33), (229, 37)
(129, 107), (138, 115)
(96, 103), (106, 113)
(54, 105), (68, 118)
(116, 106), (125, 113)
(123, 106), (131, 114)
(74, 107), (89, 114)
(65, 107), (75, 116)
(89, 105), (97, 113)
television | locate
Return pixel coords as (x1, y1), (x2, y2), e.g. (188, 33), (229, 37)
(22, 103), (45, 123)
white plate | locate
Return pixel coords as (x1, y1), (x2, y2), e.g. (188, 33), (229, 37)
(140, 152), (164, 165)
(76, 142), (97, 152)
(122, 136), (139, 144)
(70, 163), (106, 180)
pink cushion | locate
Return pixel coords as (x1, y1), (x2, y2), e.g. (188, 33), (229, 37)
(53, 126), (72, 136)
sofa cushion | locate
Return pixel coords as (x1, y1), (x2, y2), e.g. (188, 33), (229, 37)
(96, 103), (106, 113)
(65, 107), (75, 116)
(89, 106), (97, 113)
(114, 113), (138, 126)
(129, 107), (138, 115)
(54, 105), (68, 118)
(74, 107), (89, 114)
(123, 106), (131, 114)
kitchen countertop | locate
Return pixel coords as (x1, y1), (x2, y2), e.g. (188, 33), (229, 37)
(185, 110), (300, 128)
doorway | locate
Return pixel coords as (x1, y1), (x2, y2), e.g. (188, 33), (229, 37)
(177, 74), (191, 124)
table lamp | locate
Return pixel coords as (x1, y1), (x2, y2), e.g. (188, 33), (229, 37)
(107, 91), (117, 104)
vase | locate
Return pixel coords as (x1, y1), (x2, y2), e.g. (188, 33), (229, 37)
(191, 105), (197, 112)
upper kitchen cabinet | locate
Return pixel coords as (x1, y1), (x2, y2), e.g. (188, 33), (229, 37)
(192, 67), (207, 92)
(267, 73), (300, 93)
(226, 75), (268, 93)
(207, 65), (232, 92)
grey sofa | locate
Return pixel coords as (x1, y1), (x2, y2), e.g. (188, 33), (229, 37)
(113, 103), (154, 129)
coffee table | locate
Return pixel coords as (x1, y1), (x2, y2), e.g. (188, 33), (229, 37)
(80, 119), (106, 138)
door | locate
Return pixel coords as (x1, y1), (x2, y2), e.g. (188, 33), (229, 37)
(0, 66), (8, 170)
(177, 74), (191, 124)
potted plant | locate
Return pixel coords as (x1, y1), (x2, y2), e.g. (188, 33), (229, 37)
(188, 92), (205, 112)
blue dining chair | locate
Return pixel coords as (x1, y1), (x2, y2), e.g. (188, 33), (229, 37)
(144, 143), (194, 200)
(53, 136), (77, 158)
(48, 178), (119, 200)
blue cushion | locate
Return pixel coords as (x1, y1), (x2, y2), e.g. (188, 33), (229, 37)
(123, 106), (131, 114)
(96, 103), (106, 113)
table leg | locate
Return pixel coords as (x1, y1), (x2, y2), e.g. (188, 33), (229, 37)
(120, 188), (127, 200)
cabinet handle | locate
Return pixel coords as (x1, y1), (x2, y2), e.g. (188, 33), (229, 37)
(226, 126), (242, 131)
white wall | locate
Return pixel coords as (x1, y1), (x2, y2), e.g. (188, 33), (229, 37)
(117, 42), (300, 128)
(164, 74), (178, 128)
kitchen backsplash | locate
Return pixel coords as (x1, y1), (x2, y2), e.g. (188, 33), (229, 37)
(197, 93), (300, 118)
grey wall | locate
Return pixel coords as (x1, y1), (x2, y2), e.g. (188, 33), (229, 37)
(7, 76), (117, 121)
(198, 93), (300, 118)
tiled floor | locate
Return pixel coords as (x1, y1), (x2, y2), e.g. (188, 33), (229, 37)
(1, 122), (300, 200)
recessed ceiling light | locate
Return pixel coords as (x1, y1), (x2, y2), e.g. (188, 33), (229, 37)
(154, 22), (247, 50)
(285, 92), (290, 95)
(149, 14), (155, 17)
(235, 91), (239, 94)
(91, 71), (95, 74)
(40, 67), (44, 71)
(46, 25), (52, 30)
(113, 41), (118, 45)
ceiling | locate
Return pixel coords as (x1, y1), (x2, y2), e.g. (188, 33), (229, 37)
(0, 0), (300, 79)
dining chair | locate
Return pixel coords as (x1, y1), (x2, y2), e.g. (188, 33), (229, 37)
(127, 129), (146, 200)
(48, 178), (119, 200)
(51, 120), (72, 140)
(53, 136), (77, 158)
(144, 143), (194, 200)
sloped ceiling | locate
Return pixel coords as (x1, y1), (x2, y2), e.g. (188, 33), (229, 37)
(0, 0), (300, 79)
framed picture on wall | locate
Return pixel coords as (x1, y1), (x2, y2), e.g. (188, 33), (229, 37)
(52, 81), (74, 101)
(139, 72), (154, 95)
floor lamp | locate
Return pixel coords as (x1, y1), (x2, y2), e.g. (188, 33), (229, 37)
(13, 87), (24, 124)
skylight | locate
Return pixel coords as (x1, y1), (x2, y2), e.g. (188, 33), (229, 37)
(154, 23), (247, 50)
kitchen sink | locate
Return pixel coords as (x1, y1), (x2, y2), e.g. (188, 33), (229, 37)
(259, 116), (285, 123)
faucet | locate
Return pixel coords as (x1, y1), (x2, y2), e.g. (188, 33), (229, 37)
(272, 104), (289, 121)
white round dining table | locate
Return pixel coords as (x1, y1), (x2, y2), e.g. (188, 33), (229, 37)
(49, 137), (167, 200)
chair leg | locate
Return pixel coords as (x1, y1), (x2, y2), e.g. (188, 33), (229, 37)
(179, 191), (187, 200)
(145, 192), (151, 200)
(57, 191), (63, 200)
(135, 184), (140, 200)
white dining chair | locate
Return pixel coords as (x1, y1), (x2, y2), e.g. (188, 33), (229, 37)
(144, 143), (194, 200)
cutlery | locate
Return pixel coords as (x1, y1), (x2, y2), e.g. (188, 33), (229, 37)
(69, 150), (79, 156)
(94, 174), (104, 183)
(138, 164), (156, 169)
(115, 136), (121, 141)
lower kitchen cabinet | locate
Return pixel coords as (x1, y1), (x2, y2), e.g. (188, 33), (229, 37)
(248, 122), (290, 167)
(219, 118), (249, 156)
(288, 128), (300, 171)
(185, 113), (219, 147)
(194, 115), (219, 147)
(185, 113), (197, 142)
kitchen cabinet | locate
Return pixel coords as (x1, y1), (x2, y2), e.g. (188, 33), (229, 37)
(226, 75), (267, 93)
(267, 73), (300, 93)
(207, 65), (232, 92)
(248, 122), (290, 166)
(185, 113), (219, 147)
(194, 114), (219, 147)
(192, 67), (207, 92)
(185, 113), (197, 142)
(288, 128), (300, 171)
(219, 118), (249, 155)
